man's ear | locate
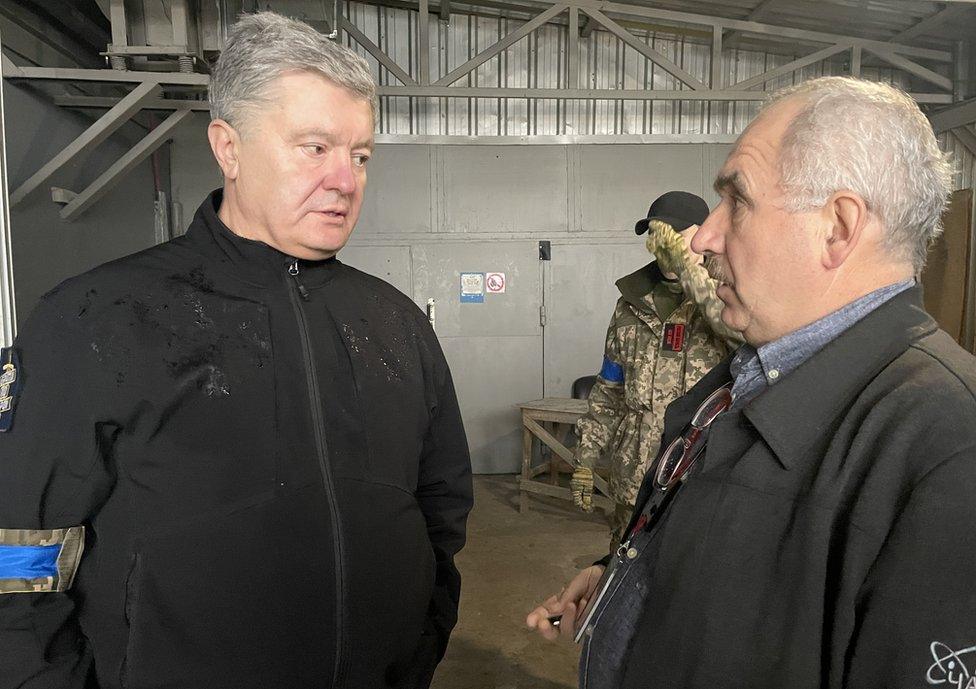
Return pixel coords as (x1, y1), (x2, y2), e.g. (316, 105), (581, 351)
(208, 119), (241, 180)
(821, 191), (868, 270)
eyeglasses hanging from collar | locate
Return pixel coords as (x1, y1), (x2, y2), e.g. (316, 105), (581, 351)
(654, 383), (734, 491)
(629, 383), (733, 539)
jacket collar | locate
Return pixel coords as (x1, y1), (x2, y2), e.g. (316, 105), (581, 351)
(742, 286), (937, 469)
(183, 189), (341, 288)
(616, 261), (671, 314)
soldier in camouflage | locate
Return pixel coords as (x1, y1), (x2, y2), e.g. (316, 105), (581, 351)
(570, 191), (743, 545)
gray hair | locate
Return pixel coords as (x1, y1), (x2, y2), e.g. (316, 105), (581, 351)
(209, 11), (377, 132)
(764, 76), (953, 271)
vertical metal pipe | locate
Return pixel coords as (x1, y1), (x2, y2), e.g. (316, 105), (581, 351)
(419, 0), (430, 85)
(0, 33), (17, 345)
(954, 40), (970, 102)
(568, 6), (579, 90)
(108, 0), (129, 70)
(171, 0), (189, 49)
(851, 45), (861, 77)
(710, 24), (722, 89)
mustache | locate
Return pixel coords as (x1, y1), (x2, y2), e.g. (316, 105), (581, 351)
(705, 256), (732, 285)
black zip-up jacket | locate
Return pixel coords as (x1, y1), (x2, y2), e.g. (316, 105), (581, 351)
(612, 287), (976, 688)
(0, 191), (473, 689)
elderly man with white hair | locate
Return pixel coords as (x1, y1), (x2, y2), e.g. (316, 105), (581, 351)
(528, 76), (976, 689)
(0, 11), (472, 689)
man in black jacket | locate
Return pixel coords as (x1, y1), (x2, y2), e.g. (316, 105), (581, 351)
(0, 11), (472, 689)
(528, 77), (976, 688)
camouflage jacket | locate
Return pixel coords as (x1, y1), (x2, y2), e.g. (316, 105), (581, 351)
(575, 261), (730, 509)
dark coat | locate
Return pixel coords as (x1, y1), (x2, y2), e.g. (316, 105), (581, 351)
(615, 286), (976, 689)
(0, 191), (473, 689)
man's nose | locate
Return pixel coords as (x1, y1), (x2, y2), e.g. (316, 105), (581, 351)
(691, 205), (726, 256)
(325, 153), (358, 196)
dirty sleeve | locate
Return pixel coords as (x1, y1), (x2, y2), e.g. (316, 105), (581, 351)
(0, 292), (117, 689)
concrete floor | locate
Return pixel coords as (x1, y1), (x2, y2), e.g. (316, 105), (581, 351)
(431, 475), (611, 689)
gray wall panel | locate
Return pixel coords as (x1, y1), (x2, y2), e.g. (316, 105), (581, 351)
(358, 145), (433, 234)
(545, 240), (651, 397)
(337, 244), (413, 297)
(440, 335), (543, 474)
(439, 146), (569, 232)
(703, 144), (735, 208)
(6, 83), (158, 324)
(170, 112), (220, 233)
(411, 241), (542, 338)
(579, 144), (704, 231)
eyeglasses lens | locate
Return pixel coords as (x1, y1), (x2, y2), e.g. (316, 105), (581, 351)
(691, 387), (733, 427)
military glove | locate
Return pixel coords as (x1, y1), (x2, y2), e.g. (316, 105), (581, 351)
(571, 466), (595, 512)
(647, 219), (690, 277)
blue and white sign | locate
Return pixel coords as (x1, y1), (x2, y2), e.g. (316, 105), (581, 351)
(460, 272), (485, 303)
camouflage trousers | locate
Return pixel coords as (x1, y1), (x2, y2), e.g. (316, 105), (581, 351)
(605, 408), (663, 544)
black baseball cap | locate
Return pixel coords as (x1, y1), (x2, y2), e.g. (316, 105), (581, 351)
(634, 191), (710, 235)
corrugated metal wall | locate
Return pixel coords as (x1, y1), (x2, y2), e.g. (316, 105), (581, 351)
(340, 2), (974, 190)
(940, 131), (976, 191)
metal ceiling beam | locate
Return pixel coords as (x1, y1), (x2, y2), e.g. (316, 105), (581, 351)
(930, 99), (976, 132)
(373, 86), (955, 101)
(353, 0), (953, 66)
(0, 3), (101, 69)
(48, 89), (954, 105)
(27, 0), (110, 52)
(433, 3), (567, 86)
(338, 16), (417, 85)
(889, 4), (972, 43)
(53, 96), (207, 109)
(2, 62), (209, 86)
(745, 0), (780, 20)
(440, 0), (452, 21)
(60, 109), (191, 221)
(862, 46), (953, 91)
(9, 82), (161, 207)
(587, 0), (951, 62)
(582, 8), (707, 90)
(724, 0), (779, 46)
(726, 43), (852, 91)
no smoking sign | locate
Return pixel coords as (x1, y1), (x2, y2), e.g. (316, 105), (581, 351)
(485, 272), (506, 294)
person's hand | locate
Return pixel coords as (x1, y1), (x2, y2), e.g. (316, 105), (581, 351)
(525, 565), (606, 641)
(570, 466), (594, 512)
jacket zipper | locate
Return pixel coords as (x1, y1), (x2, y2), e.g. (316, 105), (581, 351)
(286, 258), (346, 688)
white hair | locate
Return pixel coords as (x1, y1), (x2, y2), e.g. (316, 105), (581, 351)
(209, 11), (377, 132)
(765, 76), (953, 271)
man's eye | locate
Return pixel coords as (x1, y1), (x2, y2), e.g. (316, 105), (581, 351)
(303, 144), (326, 156)
(352, 154), (370, 168)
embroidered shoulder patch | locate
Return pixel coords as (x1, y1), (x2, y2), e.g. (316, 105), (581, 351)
(0, 347), (21, 432)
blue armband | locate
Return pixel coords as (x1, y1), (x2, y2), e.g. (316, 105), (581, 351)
(599, 356), (625, 384)
(0, 527), (85, 593)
